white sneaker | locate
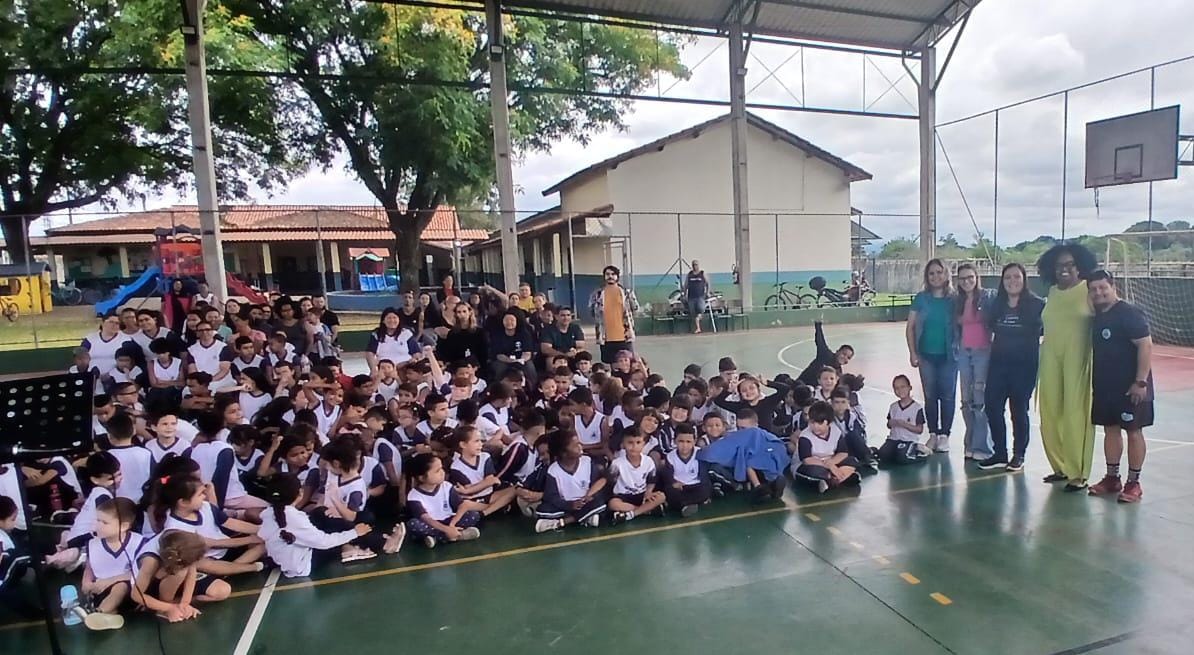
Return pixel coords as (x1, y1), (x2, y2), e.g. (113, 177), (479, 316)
(458, 527), (481, 541)
(934, 434), (950, 453)
(516, 497), (535, 518)
(582, 513), (601, 528)
(925, 434), (939, 452)
(84, 611), (125, 631)
(383, 524), (407, 554)
(534, 518), (564, 533)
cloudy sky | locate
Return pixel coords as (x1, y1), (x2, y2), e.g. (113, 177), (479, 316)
(59, 0), (1194, 248)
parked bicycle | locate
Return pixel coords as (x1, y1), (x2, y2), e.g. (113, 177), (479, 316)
(763, 281), (817, 310)
(51, 280), (84, 306)
(0, 295), (19, 322)
(807, 276), (876, 307)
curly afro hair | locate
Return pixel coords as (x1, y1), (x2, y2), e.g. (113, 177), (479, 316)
(1036, 242), (1098, 287)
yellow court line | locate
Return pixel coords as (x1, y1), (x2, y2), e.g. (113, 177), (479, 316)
(0, 470), (1019, 631)
(900, 572), (921, 585)
(226, 470), (1017, 599)
(930, 592), (953, 605)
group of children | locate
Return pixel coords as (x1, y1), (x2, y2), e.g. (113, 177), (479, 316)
(0, 312), (944, 633)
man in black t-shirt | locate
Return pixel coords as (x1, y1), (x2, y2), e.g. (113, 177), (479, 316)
(539, 306), (586, 361)
(311, 293), (340, 344)
(1085, 271), (1153, 504)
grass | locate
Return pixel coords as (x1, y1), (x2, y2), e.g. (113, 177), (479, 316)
(0, 305), (385, 351)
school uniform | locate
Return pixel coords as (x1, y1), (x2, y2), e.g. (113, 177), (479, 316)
(315, 403), (342, 436)
(86, 533), (145, 606)
(107, 444), (153, 504)
(405, 482), (482, 543)
(279, 460), (322, 503)
(375, 378), (400, 404)
(188, 341), (236, 391)
(239, 391), (273, 424)
(608, 454), (656, 506)
(64, 486), (114, 547)
(449, 452), (497, 501)
(191, 440), (248, 508)
(258, 505), (359, 578)
(164, 502), (235, 559)
(310, 473), (386, 553)
(573, 412), (607, 449)
(878, 399), (929, 464)
(791, 425), (861, 491)
(235, 450), (264, 476)
(0, 526), (29, 587)
(0, 466), (28, 531)
(367, 328), (420, 365)
(414, 418), (458, 441)
(478, 403), (509, 429)
(147, 357), (184, 405)
(144, 437), (192, 468)
(661, 448), (713, 509)
(536, 456), (607, 522)
(496, 434), (539, 486)
(833, 409), (876, 468)
(230, 354), (264, 377)
(81, 332), (136, 377)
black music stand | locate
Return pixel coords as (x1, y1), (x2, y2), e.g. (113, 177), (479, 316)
(1, 372), (94, 655)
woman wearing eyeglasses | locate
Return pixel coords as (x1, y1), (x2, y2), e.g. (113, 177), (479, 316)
(1036, 243), (1098, 491)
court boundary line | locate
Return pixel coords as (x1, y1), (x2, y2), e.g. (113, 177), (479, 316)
(233, 568), (279, 655)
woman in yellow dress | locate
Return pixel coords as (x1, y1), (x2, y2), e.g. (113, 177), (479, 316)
(1036, 243), (1098, 491)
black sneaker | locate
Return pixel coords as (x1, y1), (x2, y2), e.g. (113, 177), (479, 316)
(862, 460), (879, 475)
(977, 455), (1009, 470)
(769, 476), (787, 500)
(1064, 481), (1088, 492)
(1043, 472), (1068, 483)
(1006, 456), (1024, 472)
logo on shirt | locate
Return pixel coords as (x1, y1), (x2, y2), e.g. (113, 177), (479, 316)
(1101, 328), (1112, 340)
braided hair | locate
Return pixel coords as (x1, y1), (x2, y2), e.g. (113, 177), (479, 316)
(263, 474), (301, 545)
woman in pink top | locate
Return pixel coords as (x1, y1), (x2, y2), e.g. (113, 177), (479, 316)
(954, 263), (995, 461)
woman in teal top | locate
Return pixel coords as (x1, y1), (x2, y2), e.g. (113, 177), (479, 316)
(905, 258), (958, 453)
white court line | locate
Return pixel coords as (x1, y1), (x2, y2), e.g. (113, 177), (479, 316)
(1147, 438), (1194, 445)
(777, 337), (899, 397)
(1151, 443), (1194, 453)
(234, 568), (281, 655)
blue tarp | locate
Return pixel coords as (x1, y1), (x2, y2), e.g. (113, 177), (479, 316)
(698, 426), (791, 482)
(95, 266), (162, 316)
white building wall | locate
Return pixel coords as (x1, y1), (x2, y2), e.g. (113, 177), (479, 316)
(593, 120), (852, 280)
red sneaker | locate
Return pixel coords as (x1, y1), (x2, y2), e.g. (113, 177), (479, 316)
(1117, 480), (1143, 504)
(1088, 475), (1123, 496)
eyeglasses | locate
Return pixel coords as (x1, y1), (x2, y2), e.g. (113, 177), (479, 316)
(1055, 260), (1077, 270)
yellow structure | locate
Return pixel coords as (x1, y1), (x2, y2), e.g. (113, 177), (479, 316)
(0, 263), (53, 316)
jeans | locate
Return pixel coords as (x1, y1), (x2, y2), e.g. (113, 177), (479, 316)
(984, 355), (1039, 459)
(917, 352), (958, 435)
(957, 348), (992, 457)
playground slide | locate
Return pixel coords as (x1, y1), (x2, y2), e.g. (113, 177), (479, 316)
(95, 266), (162, 316)
(226, 272), (268, 304)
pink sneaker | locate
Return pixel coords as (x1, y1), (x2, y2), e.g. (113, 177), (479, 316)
(1087, 475), (1123, 496)
(1117, 480), (1143, 504)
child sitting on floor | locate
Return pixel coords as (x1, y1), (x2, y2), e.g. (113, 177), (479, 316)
(791, 401), (862, 494)
(405, 453), (484, 549)
(533, 428), (609, 533)
(258, 474), (370, 578)
(878, 375), (929, 465)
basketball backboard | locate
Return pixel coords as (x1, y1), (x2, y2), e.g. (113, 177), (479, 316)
(1085, 105), (1180, 188)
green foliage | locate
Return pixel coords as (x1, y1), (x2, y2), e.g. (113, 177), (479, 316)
(877, 236), (918, 259)
(223, 1), (686, 289)
(0, 0), (317, 261)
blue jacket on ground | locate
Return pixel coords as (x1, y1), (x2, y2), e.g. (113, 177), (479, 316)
(698, 427), (791, 483)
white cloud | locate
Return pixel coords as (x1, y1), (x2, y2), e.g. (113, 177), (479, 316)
(57, 0), (1194, 249)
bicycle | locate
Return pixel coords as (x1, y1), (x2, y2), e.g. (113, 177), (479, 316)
(0, 296), (19, 322)
(51, 280), (84, 306)
(807, 276), (874, 307)
(763, 281), (817, 310)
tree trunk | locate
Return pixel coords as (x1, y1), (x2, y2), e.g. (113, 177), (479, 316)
(0, 215), (33, 266)
(395, 233), (422, 293)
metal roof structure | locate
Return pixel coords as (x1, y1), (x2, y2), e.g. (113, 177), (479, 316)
(429, 0), (978, 52)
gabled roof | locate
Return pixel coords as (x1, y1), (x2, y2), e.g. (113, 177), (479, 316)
(43, 205), (489, 243)
(851, 222), (881, 241)
(542, 112), (872, 196)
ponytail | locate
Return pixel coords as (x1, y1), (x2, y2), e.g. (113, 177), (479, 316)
(262, 474), (301, 545)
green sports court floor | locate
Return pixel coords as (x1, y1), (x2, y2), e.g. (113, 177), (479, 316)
(5, 321), (1194, 655)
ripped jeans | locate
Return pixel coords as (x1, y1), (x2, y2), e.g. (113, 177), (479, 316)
(957, 347), (992, 458)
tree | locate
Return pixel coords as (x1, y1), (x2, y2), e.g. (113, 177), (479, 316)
(226, 2), (686, 291)
(876, 236), (918, 259)
(1124, 220), (1170, 250)
(0, 0), (317, 264)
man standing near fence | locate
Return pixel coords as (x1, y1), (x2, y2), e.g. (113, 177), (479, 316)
(1085, 270), (1153, 504)
(682, 260), (710, 334)
(589, 265), (639, 363)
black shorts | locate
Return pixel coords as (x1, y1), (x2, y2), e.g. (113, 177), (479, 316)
(613, 492), (645, 506)
(1092, 394), (1154, 429)
(143, 572), (223, 601)
(90, 581), (132, 609)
